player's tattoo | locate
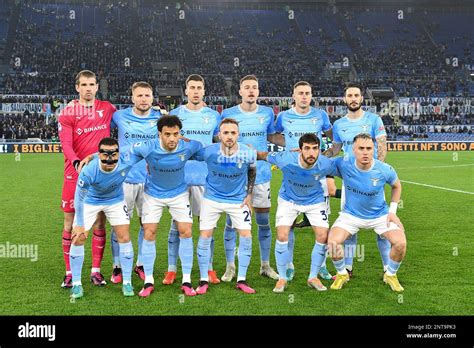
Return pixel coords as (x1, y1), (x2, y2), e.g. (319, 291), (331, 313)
(323, 143), (341, 158)
(247, 166), (256, 195)
(377, 136), (387, 162)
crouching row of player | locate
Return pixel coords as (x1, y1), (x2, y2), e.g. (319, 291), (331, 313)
(68, 115), (407, 299)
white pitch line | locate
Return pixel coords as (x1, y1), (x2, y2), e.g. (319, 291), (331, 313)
(401, 180), (474, 195)
(397, 164), (474, 170)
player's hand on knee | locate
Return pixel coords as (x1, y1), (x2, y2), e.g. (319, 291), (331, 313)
(387, 213), (404, 231)
(72, 226), (87, 244)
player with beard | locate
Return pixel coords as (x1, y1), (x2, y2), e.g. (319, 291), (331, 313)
(323, 82), (390, 279)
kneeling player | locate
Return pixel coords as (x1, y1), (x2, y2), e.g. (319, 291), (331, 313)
(328, 133), (406, 292)
(257, 133), (337, 293)
(70, 138), (135, 299)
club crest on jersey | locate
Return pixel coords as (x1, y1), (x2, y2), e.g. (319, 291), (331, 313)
(179, 154), (186, 161)
(313, 174), (320, 181)
(78, 179), (84, 187)
(149, 120), (157, 127)
(121, 171), (126, 176)
(202, 117), (210, 124)
(236, 160), (243, 169)
(361, 124), (369, 132)
(370, 178), (380, 186)
(311, 118), (319, 125)
(258, 117), (265, 124)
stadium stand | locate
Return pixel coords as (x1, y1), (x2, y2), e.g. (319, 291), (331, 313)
(0, 1), (472, 141)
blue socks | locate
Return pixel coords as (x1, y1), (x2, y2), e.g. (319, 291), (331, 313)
(275, 240), (289, 280)
(141, 239), (156, 284)
(256, 212), (271, 263)
(111, 228), (120, 267)
(209, 236), (215, 270)
(287, 228), (295, 266)
(309, 242), (327, 279)
(386, 257), (401, 276)
(136, 226), (144, 266)
(224, 215), (237, 264)
(197, 237), (212, 281)
(119, 241), (134, 285)
(167, 221), (179, 272)
(344, 233), (357, 270)
(333, 257), (347, 275)
(179, 237), (193, 283)
(70, 244), (85, 285)
(113, 227), (144, 268)
(237, 236), (252, 281)
(376, 234), (391, 271)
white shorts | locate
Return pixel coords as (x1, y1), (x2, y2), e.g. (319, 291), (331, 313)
(332, 212), (400, 236)
(252, 182), (271, 208)
(199, 198), (252, 231)
(141, 192), (193, 224)
(73, 200), (130, 231)
(320, 178), (331, 215)
(275, 197), (329, 228)
(123, 182), (145, 218)
(189, 185), (205, 217)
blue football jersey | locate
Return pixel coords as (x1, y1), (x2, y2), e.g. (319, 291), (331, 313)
(194, 143), (256, 204)
(275, 107), (331, 151)
(334, 157), (398, 219)
(130, 139), (203, 199)
(332, 111), (386, 160)
(170, 105), (222, 186)
(222, 105), (275, 185)
(267, 152), (337, 205)
(111, 107), (161, 184)
(74, 155), (133, 226)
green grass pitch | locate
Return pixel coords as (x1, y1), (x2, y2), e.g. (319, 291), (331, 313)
(0, 151), (473, 315)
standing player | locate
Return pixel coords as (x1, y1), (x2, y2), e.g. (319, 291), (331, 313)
(163, 74), (221, 285)
(256, 133), (338, 293)
(129, 116), (203, 297)
(220, 75), (281, 282)
(58, 70), (116, 288)
(109, 81), (161, 284)
(274, 81), (333, 281)
(328, 134), (406, 292)
(323, 82), (390, 278)
(193, 118), (257, 295)
(70, 138), (135, 299)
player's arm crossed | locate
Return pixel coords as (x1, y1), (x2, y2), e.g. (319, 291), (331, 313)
(376, 135), (387, 162)
(388, 178), (404, 230)
(323, 142), (342, 158)
(267, 133), (285, 147)
(242, 164), (256, 209)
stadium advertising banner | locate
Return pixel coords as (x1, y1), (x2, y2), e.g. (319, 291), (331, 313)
(0, 143), (62, 153)
(387, 141), (474, 151)
(1, 142), (473, 154)
(0, 102), (51, 113)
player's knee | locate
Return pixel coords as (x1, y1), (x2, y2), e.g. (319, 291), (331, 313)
(72, 234), (86, 246)
(239, 230), (252, 238)
(394, 238), (407, 254)
(179, 230), (192, 238)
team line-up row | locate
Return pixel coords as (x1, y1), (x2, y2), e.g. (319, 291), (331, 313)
(58, 71), (406, 299)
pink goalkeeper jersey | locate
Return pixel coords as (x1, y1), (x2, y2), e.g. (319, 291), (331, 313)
(58, 99), (116, 180)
